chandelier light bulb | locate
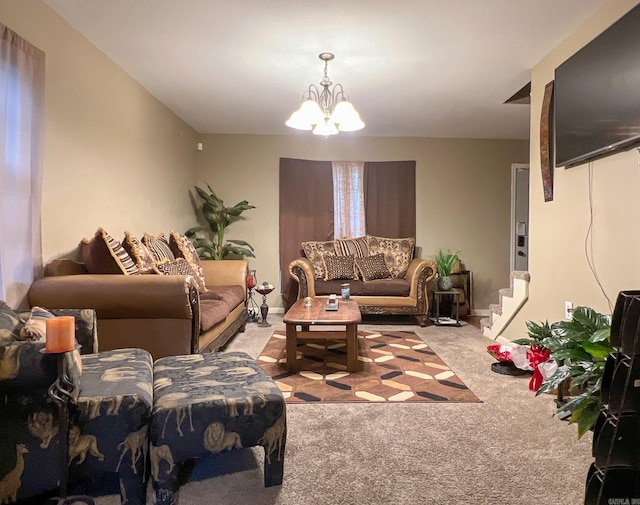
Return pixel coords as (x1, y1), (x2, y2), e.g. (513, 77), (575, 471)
(286, 53), (364, 136)
(312, 119), (339, 136)
(332, 100), (365, 132)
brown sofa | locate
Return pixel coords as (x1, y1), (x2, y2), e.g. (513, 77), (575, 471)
(289, 255), (437, 326)
(28, 259), (248, 359)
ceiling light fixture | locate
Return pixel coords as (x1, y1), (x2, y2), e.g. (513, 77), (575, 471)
(286, 52), (365, 136)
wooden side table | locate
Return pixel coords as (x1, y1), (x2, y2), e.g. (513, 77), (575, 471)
(431, 289), (463, 327)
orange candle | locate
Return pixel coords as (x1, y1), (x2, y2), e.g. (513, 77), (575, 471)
(45, 316), (75, 352)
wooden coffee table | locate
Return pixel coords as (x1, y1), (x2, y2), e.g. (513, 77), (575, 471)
(283, 298), (362, 373)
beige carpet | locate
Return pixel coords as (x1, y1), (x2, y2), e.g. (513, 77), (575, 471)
(95, 315), (593, 505)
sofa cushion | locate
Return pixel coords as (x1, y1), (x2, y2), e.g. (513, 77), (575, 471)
(334, 237), (368, 258)
(123, 231), (156, 273)
(199, 299), (231, 332)
(204, 285), (245, 312)
(0, 301), (23, 342)
(323, 254), (357, 281)
(152, 257), (198, 279)
(142, 233), (175, 263)
(302, 240), (336, 280)
(367, 235), (415, 279)
(168, 230), (207, 293)
(360, 278), (411, 296)
(82, 227), (140, 275)
(313, 279), (410, 297)
(355, 253), (392, 281)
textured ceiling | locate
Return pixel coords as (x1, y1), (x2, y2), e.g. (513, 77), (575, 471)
(43, 0), (611, 139)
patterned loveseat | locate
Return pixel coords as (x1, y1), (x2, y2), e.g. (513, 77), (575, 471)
(288, 235), (437, 326)
(0, 303), (152, 504)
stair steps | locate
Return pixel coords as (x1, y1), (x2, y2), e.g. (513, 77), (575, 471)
(481, 271), (530, 340)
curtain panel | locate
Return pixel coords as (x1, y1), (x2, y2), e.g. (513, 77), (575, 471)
(0, 24), (45, 309)
(364, 160), (416, 238)
(279, 158), (333, 309)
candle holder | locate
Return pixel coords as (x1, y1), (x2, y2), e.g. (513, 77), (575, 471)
(246, 269), (259, 323)
(255, 282), (275, 327)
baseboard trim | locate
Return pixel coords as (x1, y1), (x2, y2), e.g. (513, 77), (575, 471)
(472, 309), (490, 317)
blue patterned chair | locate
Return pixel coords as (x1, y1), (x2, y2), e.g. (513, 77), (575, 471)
(150, 351), (287, 504)
(0, 303), (153, 504)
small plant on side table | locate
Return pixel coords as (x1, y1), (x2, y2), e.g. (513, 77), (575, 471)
(433, 248), (459, 291)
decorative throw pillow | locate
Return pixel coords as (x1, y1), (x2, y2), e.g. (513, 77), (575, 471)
(334, 237), (369, 258)
(122, 231), (156, 273)
(152, 258), (198, 279)
(19, 306), (55, 341)
(366, 235), (415, 279)
(168, 230), (207, 292)
(323, 255), (357, 281)
(355, 253), (392, 281)
(142, 233), (175, 263)
(302, 240), (337, 280)
(82, 227), (140, 275)
(0, 301), (23, 342)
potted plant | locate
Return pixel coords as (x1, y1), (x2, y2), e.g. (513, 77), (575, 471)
(515, 306), (612, 438)
(185, 182), (256, 260)
(433, 248), (459, 291)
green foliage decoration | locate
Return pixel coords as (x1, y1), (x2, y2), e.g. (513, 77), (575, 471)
(433, 248), (459, 277)
(185, 182), (256, 260)
(515, 306), (612, 438)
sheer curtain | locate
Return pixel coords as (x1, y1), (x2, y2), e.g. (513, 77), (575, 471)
(0, 24), (45, 309)
(332, 160), (365, 238)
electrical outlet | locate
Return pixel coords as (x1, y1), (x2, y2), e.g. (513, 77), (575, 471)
(565, 301), (574, 320)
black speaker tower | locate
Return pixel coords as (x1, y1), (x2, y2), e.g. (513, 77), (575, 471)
(585, 291), (640, 504)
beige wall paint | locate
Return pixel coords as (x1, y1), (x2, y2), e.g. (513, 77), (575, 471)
(196, 134), (528, 310)
(0, 0), (198, 261)
(501, 0), (640, 340)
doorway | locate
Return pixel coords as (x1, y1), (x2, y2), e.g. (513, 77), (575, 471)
(510, 163), (529, 272)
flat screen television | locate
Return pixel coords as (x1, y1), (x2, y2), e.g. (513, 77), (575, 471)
(554, 4), (640, 168)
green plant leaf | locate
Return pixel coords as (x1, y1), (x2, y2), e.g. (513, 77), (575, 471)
(535, 365), (571, 396)
(187, 183), (256, 260)
(582, 341), (613, 359)
(589, 328), (611, 343)
(552, 347), (592, 362)
(226, 239), (254, 250)
(432, 248), (459, 277)
(569, 395), (601, 438)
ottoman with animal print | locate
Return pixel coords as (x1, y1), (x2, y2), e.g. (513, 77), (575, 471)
(72, 348), (153, 505)
(150, 351), (286, 504)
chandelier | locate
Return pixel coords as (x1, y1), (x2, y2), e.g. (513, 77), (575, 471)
(286, 52), (365, 136)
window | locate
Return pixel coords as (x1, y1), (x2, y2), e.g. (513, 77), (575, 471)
(332, 160), (365, 238)
(0, 24), (44, 308)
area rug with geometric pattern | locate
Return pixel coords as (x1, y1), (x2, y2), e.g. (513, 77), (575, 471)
(257, 330), (481, 404)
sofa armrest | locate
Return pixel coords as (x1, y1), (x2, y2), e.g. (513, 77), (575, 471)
(201, 259), (247, 297)
(289, 257), (316, 298)
(29, 275), (197, 319)
(405, 258), (437, 300)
